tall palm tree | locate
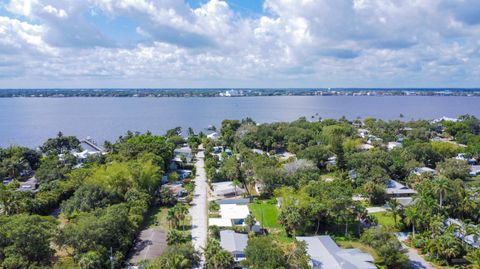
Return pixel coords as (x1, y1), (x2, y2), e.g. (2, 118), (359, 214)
(167, 207), (179, 229)
(433, 176), (451, 208)
(175, 203), (189, 231)
(387, 199), (400, 227)
(232, 179), (241, 196)
(404, 206), (419, 237)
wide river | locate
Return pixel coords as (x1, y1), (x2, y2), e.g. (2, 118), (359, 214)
(1, 96), (479, 147)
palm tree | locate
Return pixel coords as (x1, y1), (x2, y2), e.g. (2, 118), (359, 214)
(165, 254), (190, 269)
(232, 179), (241, 196)
(166, 230), (185, 245)
(167, 207), (179, 229)
(433, 176), (451, 207)
(404, 206), (419, 237)
(2, 157), (27, 179)
(175, 203), (189, 231)
(244, 214), (256, 232)
(387, 199), (400, 227)
(465, 249), (480, 269)
(204, 238), (234, 269)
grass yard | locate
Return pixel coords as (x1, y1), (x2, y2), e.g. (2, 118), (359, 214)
(336, 240), (379, 261)
(370, 212), (396, 227)
(249, 201), (281, 228)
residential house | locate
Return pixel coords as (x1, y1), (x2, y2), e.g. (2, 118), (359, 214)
(220, 230), (248, 263)
(470, 165), (480, 177)
(212, 181), (245, 198)
(413, 167), (437, 176)
(455, 153), (477, 165)
(209, 204), (250, 227)
(173, 147), (193, 163)
(385, 179), (417, 198)
(358, 129), (369, 138)
(387, 142), (402, 150)
(207, 132), (220, 140)
(297, 235), (377, 269)
(431, 116), (459, 124)
(445, 218), (479, 249)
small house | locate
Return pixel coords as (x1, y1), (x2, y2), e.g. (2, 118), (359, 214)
(413, 167), (436, 176)
(470, 165), (480, 177)
(385, 179), (416, 198)
(220, 230), (248, 263)
(212, 181), (245, 197)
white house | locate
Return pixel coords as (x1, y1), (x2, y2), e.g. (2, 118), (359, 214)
(413, 167), (437, 176)
(387, 142), (402, 150)
(209, 204), (250, 227)
(207, 132), (220, 140)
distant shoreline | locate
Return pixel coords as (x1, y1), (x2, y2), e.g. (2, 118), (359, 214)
(1, 88), (480, 98)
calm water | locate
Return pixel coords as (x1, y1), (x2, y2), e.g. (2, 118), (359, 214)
(0, 96), (479, 147)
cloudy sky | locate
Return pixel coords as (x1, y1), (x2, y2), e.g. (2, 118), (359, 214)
(0, 0), (480, 88)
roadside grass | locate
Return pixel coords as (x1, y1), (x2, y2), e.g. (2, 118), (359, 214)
(249, 201), (280, 228)
(370, 212), (396, 227)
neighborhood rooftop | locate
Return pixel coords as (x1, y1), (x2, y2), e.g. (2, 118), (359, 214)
(297, 235), (377, 269)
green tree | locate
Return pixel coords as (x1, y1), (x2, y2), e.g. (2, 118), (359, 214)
(404, 206), (419, 237)
(432, 176), (452, 207)
(361, 227), (408, 268)
(436, 159), (470, 180)
(0, 214), (57, 269)
(166, 230), (190, 245)
(145, 244), (199, 269)
(466, 249), (480, 269)
(78, 251), (103, 269)
(297, 145), (331, 169)
(40, 132), (81, 155)
(244, 236), (287, 269)
(204, 239), (234, 269)
(244, 214), (256, 232)
(387, 199), (401, 227)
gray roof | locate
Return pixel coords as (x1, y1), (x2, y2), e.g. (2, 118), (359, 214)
(385, 180), (416, 195)
(220, 230), (248, 254)
(297, 236), (376, 269)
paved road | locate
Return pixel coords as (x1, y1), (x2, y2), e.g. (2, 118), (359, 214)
(190, 146), (208, 268)
(396, 233), (433, 269)
(128, 226), (167, 265)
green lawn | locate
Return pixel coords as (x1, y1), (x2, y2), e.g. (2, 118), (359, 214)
(249, 202), (280, 228)
(370, 212), (396, 227)
(336, 240), (379, 261)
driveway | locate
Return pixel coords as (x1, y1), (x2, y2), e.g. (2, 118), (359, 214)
(128, 226), (167, 265)
(190, 145), (208, 268)
(396, 232), (433, 269)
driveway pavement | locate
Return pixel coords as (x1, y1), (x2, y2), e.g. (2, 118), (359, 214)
(190, 145), (208, 268)
(396, 232), (433, 269)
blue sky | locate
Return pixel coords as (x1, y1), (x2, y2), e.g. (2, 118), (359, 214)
(0, 0), (480, 88)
